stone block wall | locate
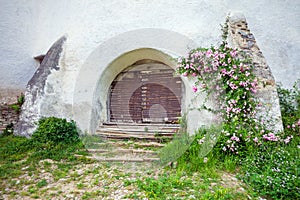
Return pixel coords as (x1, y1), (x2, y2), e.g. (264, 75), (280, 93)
(0, 89), (23, 134)
(228, 13), (283, 131)
(0, 104), (20, 133)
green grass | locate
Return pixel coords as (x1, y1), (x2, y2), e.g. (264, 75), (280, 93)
(0, 133), (254, 199)
(125, 170), (250, 200)
(1, 86), (299, 200)
(0, 131), (92, 197)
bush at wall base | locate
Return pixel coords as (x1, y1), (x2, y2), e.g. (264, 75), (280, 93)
(32, 117), (79, 144)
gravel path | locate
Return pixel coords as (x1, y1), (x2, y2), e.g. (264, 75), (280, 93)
(1, 158), (248, 200)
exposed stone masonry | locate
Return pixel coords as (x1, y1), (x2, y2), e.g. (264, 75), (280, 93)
(0, 89), (23, 134)
(0, 89), (24, 105)
(228, 13), (283, 131)
(0, 104), (19, 133)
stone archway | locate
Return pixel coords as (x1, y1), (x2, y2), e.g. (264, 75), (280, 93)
(73, 29), (198, 134)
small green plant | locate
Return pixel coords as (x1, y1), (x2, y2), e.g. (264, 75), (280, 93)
(176, 126), (224, 172)
(32, 117), (79, 144)
(36, 179), (48, 188)
(159, 131), (192, 166)
(77, 182), (85, 189)
(135, 173), (193, 199)
(144, 126), (149, 132)
(8, 93), (25, 113)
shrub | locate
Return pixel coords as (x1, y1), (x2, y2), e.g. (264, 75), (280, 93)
(241, 145), (299, 199)
(32, 117), (79, 144)
(277, 80), (300, 140)
(240, 81), (300, 199)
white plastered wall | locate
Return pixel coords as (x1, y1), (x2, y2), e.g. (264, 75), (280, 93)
(1, 0), (299, 92)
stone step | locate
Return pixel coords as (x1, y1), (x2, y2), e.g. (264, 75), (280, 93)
(96, 129), (175, 136)
(88, 141), (165, 151)
(88, 149), (158, 161)
(96, 123), (180, 141)
(125, 141), (165, 148)
(98, 127), (177, 133)
(103, 141), (165, 148)
(83, 138), (165, 163)
(88, 156), (160, 162)
(87, 148), (157, 155)
(99, 124), (179, 133)
(102, 122), (180, 128)
(93, 131), (174, 141)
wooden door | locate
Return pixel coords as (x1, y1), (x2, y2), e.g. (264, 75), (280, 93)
(109, 62), (182, 124)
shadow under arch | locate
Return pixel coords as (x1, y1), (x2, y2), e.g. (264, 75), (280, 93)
(73, 28), (196, 134)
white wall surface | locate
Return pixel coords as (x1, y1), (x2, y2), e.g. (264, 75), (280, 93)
(0, 0), (38, 90)
(0, 0), (299, 92)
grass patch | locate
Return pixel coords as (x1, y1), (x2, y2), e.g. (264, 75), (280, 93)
(126, 170), (250, 200)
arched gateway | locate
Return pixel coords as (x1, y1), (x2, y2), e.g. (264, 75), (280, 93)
(72, 29), (200, 134)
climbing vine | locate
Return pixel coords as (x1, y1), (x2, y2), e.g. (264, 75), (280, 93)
(177, 41), (259, 154)
(175, 19), (293, 155)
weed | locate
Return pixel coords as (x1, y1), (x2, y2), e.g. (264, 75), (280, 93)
(159, 131), (192, 166)
(8, 93), (25, 113)
(28, 186), (37, 194)
(144, 126), (149, 132)
(37, 179), (48, 188)
(76, 182), (85, 189)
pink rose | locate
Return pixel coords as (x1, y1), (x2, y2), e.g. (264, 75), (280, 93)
(192, 86), (198, 92)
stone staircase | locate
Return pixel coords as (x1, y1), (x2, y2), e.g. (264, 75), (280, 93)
(86, 141), (162, 163)
(95, 122), (180, 141)
(82, 123), (180, 163)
